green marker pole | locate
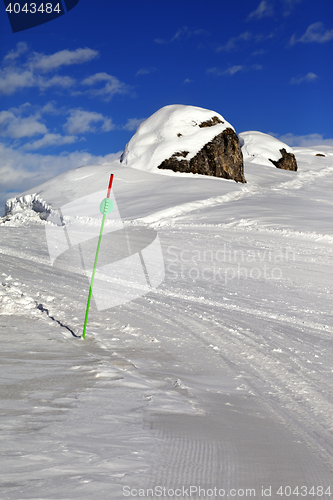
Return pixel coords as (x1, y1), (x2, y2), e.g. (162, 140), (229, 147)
(82, 173), (114, 339)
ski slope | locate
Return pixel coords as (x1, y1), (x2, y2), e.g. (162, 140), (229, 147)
(0, 143), (333, 499)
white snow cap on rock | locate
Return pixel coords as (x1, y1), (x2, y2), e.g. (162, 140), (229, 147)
(120, 104), (235, 173)
(239, 131), (295, 167)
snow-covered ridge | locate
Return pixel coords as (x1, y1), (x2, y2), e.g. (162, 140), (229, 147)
(120, 104), (235, 173)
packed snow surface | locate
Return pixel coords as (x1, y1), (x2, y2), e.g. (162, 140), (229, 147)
(120, 104), (234, 173)
(239, 130), (295, 167)
(1, 142), (333, 499)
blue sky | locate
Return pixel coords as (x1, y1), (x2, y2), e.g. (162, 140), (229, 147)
(0, 0), (333, 213)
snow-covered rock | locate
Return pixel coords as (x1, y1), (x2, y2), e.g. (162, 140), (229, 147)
(2, 193), (54, 225)
(5, 193), (52, 217)
(239, 131), (297, 170)
(120, 104), (246, 182)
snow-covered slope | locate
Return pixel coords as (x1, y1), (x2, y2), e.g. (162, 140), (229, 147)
(239, 130), (295, 167)
(120, 104), (235, 173)
(1, 136), (333, 498)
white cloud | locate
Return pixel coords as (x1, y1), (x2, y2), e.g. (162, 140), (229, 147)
(252, 48), (267, 56)
(0, 111), (13, 127)
(216, 31), (252, 52)
(136, 67), (157, 76)
(3, 42), (28, 61)
(0, 108), (47, 139)
(0, 44), (131, 103)
(154, 26), (207, 44)
(0, 102), (116, 153)
(155, 28), (186, 44)
(0, 67), (75, 95)
(30, 48), (99, 72)
(40, 101), (66, 115)
(154, 38), (167, 45)
(0, 42), (92, 95)
(122, 118), (145, 131)
(0, 68), (35, 95)
(278, 133), (333, 147)
(81, 72), (132, 100)
(24, 134), (79, 150)
(248, 1), (274, 20)
(0, 44), (99, 96)
(216, 31), (274, 52)
(283, 0), (302, 6)
(5, 115), (47, 139)
(0, 102), (75, 141)
(172, 26), (190, 41)
(282, 0), (303, 16)
(0, 146), (38, 189)
(290, 72), (318, 84)
(64, 109), (114, 135)
(207, 64), (262, 76)
(207, 66), (243, 76)
(224, 65), (245, 76)
(38, 75), (75, 90)
(290, 22), (333, 45)
(171, 27), (208, 41)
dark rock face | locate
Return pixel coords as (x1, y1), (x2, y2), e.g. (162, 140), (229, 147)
(157, 127), (246, 183)
(315, 153), (325, 157)
(199, 116), (224, 128)
(268, 148), (298, 171)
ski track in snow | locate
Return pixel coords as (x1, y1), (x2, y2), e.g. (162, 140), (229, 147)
(136, 162), (333, 230)
(136, 188), (252, 226)
(130, 272), (333, 457)
(1, 148), (333, 497)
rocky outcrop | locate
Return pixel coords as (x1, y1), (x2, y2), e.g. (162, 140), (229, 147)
(199, 116), (224, 128)
(239, 131), (298, 172)
(120, 105), (246, 182)
(268, 148), (298, 171)
(158, 126), (246, 183)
